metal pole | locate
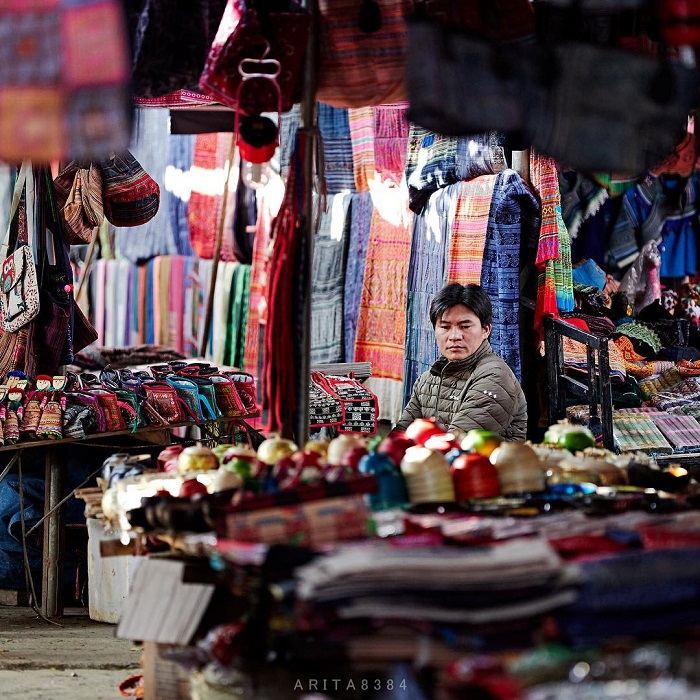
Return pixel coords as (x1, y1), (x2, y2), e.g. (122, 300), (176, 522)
(42, 446), (65, 619)
(294, 0), (318, 446)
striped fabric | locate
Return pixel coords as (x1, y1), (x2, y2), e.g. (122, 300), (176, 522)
(318, 104), (356, 194)
(530, 151), (560, 266)
(613, 412), (674, 454)
(648, 377), (700, 411)
(655, 413), (700, 451)
(348, 107), (375, 193)
(403, 183), (459, 406)
(311, 193), (352, 364)
(562, 336), (627, 383)
(317, 0), (407, 108)
(343, 192), (373, 363)
(447, 176), (498, 285)
(638, 367), (685, 399)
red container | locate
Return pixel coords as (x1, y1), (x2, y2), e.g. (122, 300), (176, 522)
(451, 453), (501, 500)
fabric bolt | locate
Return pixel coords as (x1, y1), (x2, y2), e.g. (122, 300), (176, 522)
(168, 256), (186, 353)
(210, 261), (236, 363)
(481, 169), (540, 383)
(343, 192), (373, 363)
(166, 133), (196, 256)
(318, 103), (355, 194)
(182, 257), (198, 357)
(114, 109), (177, 262)
(243, 174), (285, 375)
(354, 183), (413, 423)
(188, 132), (237, 260)
(403, 183), (459, 408)
(612, 412), (674, 454)
(225, 263), (251, 369)
(447, 176), (498, 285)
(311, 193), (352, 365)
(114, 259), (131, 348)
(655, 413), (700, 451)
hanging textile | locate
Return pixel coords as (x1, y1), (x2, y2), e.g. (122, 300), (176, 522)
(354, 184), (413, 423)
(343, 192), (373, 363)
(210, 261), (237, 363)
(114, 109), (178, 262)
(481, 170), (541, 383)
(262, 136), (307, 436)
(279, 105), (301, 180)
(188, 132), (237, 260)
(244, 175), (285, 375)
(404, 183), (460, 407)
(446, 176), (498, 285)
(530, 151), (575, 337)
(348, 107), (375, 193)
(318, 104), (356, 194)
(373, 104), (410, 186)
(166, 134), (196, 256)
(311, 193), (352, 365)
(225, 264), (251, 369)
(232, 170), (257, 264)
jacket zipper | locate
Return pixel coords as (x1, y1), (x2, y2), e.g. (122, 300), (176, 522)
(437, 362), (449, 427)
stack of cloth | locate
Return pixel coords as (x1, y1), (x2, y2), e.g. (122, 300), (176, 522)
(556, 547), (700, 647)
(613, 411), (673, 454)
(295, 538), (579, 651)
(647, 377), (700, 411)
(655, 413), (700, 452)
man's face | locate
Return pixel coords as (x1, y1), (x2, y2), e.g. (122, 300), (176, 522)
(435, 304), (490, 362)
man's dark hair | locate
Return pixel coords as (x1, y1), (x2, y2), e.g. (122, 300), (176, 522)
(429, 283), (493, 328)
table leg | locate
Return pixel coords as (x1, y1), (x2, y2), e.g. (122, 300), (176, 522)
(42, 446), (65, 619)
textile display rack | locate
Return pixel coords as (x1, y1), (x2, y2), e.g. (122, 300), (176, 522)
(0, 414), (257, 620)
(545, 315), (615, 451)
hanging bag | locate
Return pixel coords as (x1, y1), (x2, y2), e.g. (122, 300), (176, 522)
(0, 164), (40, 334)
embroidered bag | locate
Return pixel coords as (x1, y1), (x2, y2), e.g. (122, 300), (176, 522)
(316, 373), (378, 434)
(53, 162), (104, 245)
(143, 382), (193, 424)
(62, 401), (96, 439)
(223, 371), (259, 416)
(99, 150), (160, 227)
(90, 388), (126, 432)
(36, 393), (64, 440)
(309, 372), (344, 429)
(199, 0), (310, 114)
(0, 163), (40, 333)
(166, 376), (206, 422)
(210, 375), (247, 418)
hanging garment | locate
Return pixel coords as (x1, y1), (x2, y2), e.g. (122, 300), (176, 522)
(481, 170), (541, 383)
(608, 173), (700, 277)
(279, 105), (301, 180)
(211, 261), (236, 363)
(405, 127), (507, 214)
(243, 174), (284, 375)
(225, 263), (251, 369)
(166, 134), (196, 257)
(232, 169), (257, 264)
(311, 193), (352, 365)
(188, 132), (237, 260)
(559, 171), (610, 243)
(168, 256), (187, 353)
(318, 104), (356, 194)
(447, 175), (498, 285)
(354, 183), (413, 423)
(403, 182), (460, 408)
(114, 109), (178, 262)
(343, 192), (373, 363)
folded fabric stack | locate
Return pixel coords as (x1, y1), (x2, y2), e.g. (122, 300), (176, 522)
(648, 377), (700, 411)
(562, 336), (626, 383)
(556, 548), (700, 647)
(295, 538), (578, 651)
(655, 413), (700, 452)
(613, 412), (674, 454)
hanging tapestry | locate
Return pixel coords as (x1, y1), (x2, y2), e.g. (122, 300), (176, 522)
(318, 104), (356, 194)
(446, 175), (497, 285)
(311, 193), (351, 365)
(481, 169), (541, 383)
(188, 132), (237, 260)
(404, 183), (459, 407)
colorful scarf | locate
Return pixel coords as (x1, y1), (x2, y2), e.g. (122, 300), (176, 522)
(481, 170), (540, 382)
(447, 175), (497, 284)
(225, 263), (251, 369)
(348, 107), (375, 192)
(311, 192), (352, 364)
(343, 192), (373, 363)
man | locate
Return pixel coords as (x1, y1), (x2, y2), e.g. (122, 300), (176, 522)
(396, 283), (527, 440)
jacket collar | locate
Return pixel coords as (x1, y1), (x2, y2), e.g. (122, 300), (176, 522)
(430, 339), (492, 376)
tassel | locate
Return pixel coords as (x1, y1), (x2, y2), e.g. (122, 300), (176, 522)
(359, 0), (382, 33)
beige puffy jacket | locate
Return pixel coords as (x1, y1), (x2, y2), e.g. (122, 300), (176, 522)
(396, 340), (527, 440)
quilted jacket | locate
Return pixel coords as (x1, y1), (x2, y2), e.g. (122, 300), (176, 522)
(396, 340), (527, 440)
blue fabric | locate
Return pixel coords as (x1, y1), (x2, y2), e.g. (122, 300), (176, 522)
(572, 258), (607, 290)
(166, 133), (196, 257)
(403, 183), (458, 407)
(343, 192), (373, 362)
(145, 259), (155, 344)
(481, 169), (540, 384)
(318, 104), (355, 194)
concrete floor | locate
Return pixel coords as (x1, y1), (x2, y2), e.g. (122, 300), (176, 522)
(0, 606), (141, 699)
